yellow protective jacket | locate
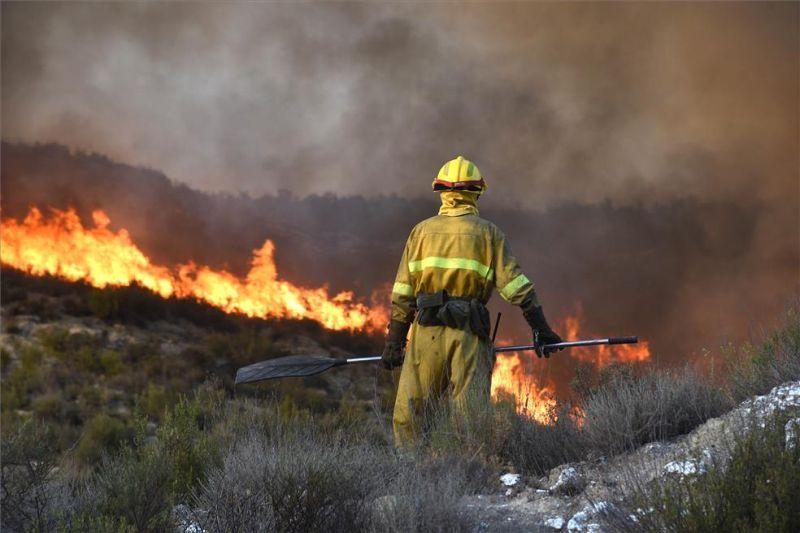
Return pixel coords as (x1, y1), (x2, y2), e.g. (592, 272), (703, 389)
(390, 191), (537, 323)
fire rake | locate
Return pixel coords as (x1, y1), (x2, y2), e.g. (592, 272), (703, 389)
(234, 335), (638, 385)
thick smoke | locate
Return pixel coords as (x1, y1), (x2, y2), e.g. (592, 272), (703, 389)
(1, 3), (798, 373)
(2, 3), (797, 206)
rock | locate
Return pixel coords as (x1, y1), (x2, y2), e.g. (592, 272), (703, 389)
(549, 466), (585, 496)
(566, 509), (601, 532)
(785, 418), (800, 451)
(544, 516), (565, 530)
(172, 504), (205, 533)
(663, 459), (705, 476)
(663, 448), (716, 478)
(566, 502), (616, 532)
(740, 382), (800, 423)
(500, 473), (520, 486)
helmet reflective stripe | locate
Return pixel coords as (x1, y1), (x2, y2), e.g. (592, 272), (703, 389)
(433, 156), (487, 194)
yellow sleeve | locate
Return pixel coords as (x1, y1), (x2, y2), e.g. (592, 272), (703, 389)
(493, 228), (537, 306)
(390, 234), (416, 323)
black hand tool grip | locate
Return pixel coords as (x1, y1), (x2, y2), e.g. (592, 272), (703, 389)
(608, 336), (638, 345)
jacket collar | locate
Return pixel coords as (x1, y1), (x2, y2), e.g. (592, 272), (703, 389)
(438, 191), (480, 217)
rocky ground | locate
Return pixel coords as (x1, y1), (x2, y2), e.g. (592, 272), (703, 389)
(465, 380), (800, 532)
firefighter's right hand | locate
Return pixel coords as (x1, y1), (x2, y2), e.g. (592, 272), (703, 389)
(381, 340), (405, 370)
(382, 320), (411, 370)
(537, 329), (564, 356)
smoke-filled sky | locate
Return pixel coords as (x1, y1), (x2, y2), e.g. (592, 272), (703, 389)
(1, 2), (799, 374)
(3, 2), (798, 210)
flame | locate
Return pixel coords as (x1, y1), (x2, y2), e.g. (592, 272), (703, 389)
(491, 352), (557, 424)
(491, 305), (651, 422)
(563, 304), (651, 365)
(1, 207), (384, 331)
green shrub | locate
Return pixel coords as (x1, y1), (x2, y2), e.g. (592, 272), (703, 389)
(98, 350), (123, 376)
(86, 440), (173, 532)
(277, 395), (312, 424)
(38, 326), (71, 358)
(1, 346), (13, 373)
(625, 414), (800, 532)
(1, 345), (45, 410)
(57, 514), (136, 533)
(32, 392), (66, 422)
(156, 395), (218, 499)
(88, 288), (120, 319)
(728, 307), (800, 402)
(74, 414), (129, 465)
(137, 383), (171, 421)
(0, 420), (62, 532)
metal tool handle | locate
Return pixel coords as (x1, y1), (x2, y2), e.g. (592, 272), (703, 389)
(345, 356), (382, 364)
(494, 336), (638, 354)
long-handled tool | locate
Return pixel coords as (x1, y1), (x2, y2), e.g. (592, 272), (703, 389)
(234, 336), (638, 385)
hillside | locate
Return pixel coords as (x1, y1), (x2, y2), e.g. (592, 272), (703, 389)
(1, 269), (390, 457)
(4, 141), (796, 360)
(2, 269), (798, 531)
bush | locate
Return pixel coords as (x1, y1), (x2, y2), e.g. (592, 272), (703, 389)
(503, 404), (587, 476)
(88, 288), (120, 319)
(98, 350), (123, 376)
(156, 395), (218, 500)
(31, 392), (66, 422)
(1, 345), (45, 411)
(581, 368), (731, 455)
(0, 421), (63, 532)
(422, 385), (515, 463)
(74, 414), (129, 465)
(85, 440), (174, 531)
(728, 307), (800, 402)
(373, 455), (484, 533)
(195, 427), (387, 532)
(621, 413), (800, 532)
(137, 383), (171, 421)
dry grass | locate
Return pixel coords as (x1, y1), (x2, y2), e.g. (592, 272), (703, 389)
(728, 307), (800, 402)
(581, 367), (731, 455)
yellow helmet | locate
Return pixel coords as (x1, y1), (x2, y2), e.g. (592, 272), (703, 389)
(432, 155), (487, 195)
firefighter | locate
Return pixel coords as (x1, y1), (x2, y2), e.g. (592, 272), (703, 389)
(381, 156), (564, 448)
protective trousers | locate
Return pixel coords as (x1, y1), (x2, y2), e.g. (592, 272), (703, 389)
(392, 323), (493, 448)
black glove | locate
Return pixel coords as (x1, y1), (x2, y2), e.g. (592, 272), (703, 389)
(381, 320), (410, 370)
(521, 295), (563, 357)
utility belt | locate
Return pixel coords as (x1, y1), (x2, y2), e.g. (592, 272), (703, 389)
(415, 290), (491, 339)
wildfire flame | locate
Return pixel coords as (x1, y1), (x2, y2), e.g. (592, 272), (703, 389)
(491, 306), (651, 422)
(563, 304), (651, 365)
(1, 207), (385, 331)
(491, 352), (558, 424)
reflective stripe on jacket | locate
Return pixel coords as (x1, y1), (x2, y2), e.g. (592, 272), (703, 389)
(391, 196), (535, 323)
